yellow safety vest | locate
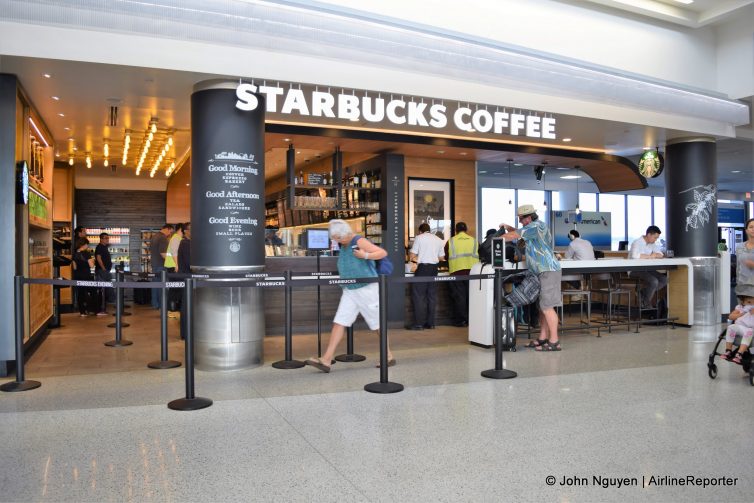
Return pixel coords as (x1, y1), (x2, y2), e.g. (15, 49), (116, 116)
(448, 232), (478, 273)
(164, 234), (182, 269)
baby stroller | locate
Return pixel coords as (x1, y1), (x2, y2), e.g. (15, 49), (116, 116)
(707, 327), (754, 386)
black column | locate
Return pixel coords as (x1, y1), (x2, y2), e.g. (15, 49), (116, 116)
(0, 75), (18, 376)
(665, 138), (717, 257)
(190, 80), (267, 371)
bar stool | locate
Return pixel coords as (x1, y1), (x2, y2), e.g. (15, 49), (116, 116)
(622, 274), (661, 321)
(559, 274), (592, 326)
(590, 273), (631, 332)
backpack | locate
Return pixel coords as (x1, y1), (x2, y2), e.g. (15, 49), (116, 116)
(350, 235), (394, 275)
(504, 270), (540, 307)
(479, 237), (492, 264)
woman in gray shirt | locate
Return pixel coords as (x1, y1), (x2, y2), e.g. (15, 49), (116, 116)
(736, 218), (754, 295)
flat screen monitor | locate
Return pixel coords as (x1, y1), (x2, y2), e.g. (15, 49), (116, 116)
(618, 240), (629, 251)
(306, 228), (331, 250)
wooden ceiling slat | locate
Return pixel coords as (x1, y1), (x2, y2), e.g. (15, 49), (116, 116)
(263, 125), (646, 193)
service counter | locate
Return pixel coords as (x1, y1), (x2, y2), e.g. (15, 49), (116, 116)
(261, 256), (706, 334)
(264, 256), (340, 334)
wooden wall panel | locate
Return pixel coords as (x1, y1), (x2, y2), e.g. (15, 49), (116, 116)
(53, 165), (74, 222)
(29, 259), (52, 337)
(75, 189), (166, 272)
(166, 159), (191, 223)
(403, 157), (477, 240)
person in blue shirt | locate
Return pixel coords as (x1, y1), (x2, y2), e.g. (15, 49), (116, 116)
(305, 219), (394, 372)
(498, 204), (563, 351)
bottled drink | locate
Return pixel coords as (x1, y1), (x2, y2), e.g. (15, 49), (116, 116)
(352, 172), (359, 187)
(361, 172), (368, 187)
(299, 170), (304, 185)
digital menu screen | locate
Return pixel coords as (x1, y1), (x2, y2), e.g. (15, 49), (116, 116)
(306, 229), (331, 250)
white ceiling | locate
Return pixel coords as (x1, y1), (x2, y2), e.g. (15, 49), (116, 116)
(1, 55), (751, 193)
(578, 0), (754, 27)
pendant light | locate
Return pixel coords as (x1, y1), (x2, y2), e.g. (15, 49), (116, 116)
(506, 159), (513, 205)
(542, 162), (547, 211)
(542, 161), (548, 208)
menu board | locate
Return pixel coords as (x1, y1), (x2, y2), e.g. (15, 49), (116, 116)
(191, 88), (266, 268)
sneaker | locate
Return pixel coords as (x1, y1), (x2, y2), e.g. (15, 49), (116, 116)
(570, 294), (583, 301)
(732, 353), (743, 365)
(79, 313), (88, 317)
(721, 351), (732, 361)
(96, 311), (108, 316)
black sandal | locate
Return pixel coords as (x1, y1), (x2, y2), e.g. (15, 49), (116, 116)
(525, 339), (548, 348)
(535, 340), (562, 352)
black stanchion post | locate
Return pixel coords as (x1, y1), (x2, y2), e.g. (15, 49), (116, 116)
(1, 276), (41, 392)
(316, 250), (322, 358)
(107, 270), (130, 328)
(113, 271), (132, 316)
(273, 271), (305, 369)
(365, 274), (403, 394)
(335, 324), (366, 362)
(148, 272), (181, 369)
(482, 268), (517, 379)
(169, 278), (212, 410)
(105, 273), (133, 347)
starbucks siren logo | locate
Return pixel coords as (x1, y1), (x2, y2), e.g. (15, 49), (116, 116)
(230, 242), (241, 253)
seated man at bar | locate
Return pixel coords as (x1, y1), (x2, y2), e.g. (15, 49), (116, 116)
(564, 230), (595, 260)
(499, 204), (562, 351)
(629, 225), (667, 309)
(305, 219), (394, 372)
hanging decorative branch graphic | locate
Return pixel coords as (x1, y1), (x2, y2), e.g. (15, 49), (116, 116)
(679, 184), (716, 231)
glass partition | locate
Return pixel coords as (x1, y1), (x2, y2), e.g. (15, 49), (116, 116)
(265, 217), (364, 257)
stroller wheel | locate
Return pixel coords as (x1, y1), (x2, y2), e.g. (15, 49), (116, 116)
(708, 364), (718, 379)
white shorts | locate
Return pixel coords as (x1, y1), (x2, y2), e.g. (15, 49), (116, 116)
(333, 283), (380, 330)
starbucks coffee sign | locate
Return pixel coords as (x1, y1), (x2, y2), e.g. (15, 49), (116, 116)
(235, 82), (557, 140)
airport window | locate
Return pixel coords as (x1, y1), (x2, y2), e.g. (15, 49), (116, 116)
(653, 197), (666, 233)
(598, 193), (626, 250)
(578, 193), (597, 212)
(480, 187), (515, 239)
(627, 195), (652, 242)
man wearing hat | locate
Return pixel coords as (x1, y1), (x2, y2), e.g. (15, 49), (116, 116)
(499, 204), (562, 351)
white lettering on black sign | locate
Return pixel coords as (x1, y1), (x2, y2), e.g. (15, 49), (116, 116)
(165, 281), (186, 288)
(76, 281), (114, 287)
(329, 279), (358, 285)
(256, 281), (285, 287)
(205, 152), (262, 253)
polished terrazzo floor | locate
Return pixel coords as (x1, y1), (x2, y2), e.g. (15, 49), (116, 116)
(1, 308), (752, 502)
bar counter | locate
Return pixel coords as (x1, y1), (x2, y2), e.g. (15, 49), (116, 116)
(262, 257), (700, 334)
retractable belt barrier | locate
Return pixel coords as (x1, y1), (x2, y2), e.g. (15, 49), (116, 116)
(4, 270), (528, 402)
